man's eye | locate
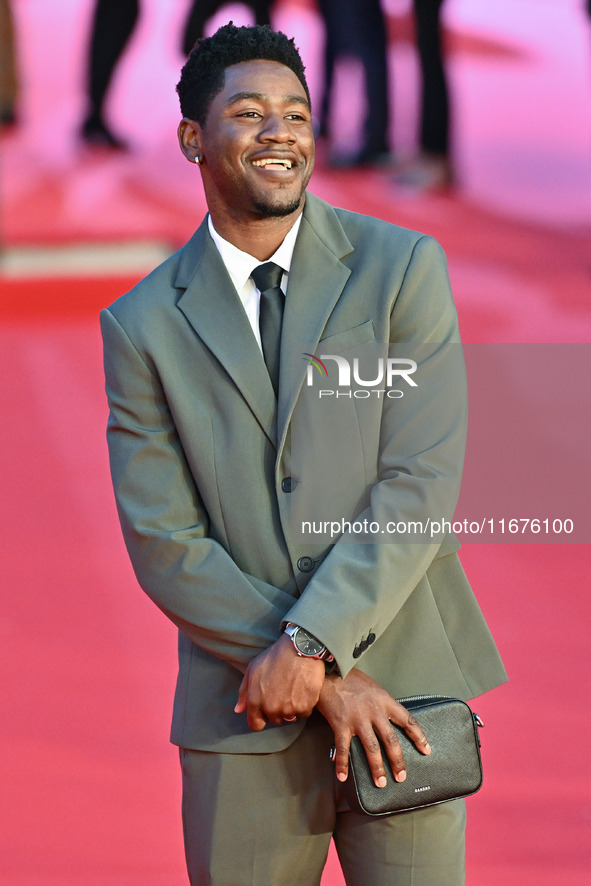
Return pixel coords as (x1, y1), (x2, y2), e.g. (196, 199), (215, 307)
(238, 111), (260, 118)
(286, 114), (306, 122)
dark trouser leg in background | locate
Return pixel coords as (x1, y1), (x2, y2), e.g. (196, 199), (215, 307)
(181, 0), (272, 56)
(413, 0), (449, 157)
(81, 0), (139, 148)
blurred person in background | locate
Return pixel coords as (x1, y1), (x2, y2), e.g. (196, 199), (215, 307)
(79, 0), (276, 150)
(0, 0), (18, 128)
(181, 0), (274, 55)
(79, 0), (139, 148)
(394, 0), (453, 190)
(317, 0), (391, 167)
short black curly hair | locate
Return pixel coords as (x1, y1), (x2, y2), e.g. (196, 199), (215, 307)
(176, 22), (311, 127)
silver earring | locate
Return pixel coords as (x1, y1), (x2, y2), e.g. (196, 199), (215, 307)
(194, 154), (203, 165)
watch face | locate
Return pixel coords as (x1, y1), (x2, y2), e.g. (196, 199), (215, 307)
(294, 627), (325, 657)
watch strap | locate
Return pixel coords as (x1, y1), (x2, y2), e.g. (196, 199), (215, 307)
(284, 623), (334, 662)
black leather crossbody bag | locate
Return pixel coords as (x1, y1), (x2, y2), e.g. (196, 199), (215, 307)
(342, 696), (484, 817)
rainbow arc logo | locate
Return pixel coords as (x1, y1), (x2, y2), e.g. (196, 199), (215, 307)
(302, 353), (328, 376)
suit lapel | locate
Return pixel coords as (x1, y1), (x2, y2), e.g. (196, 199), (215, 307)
(176, 221), (278, 446)
(277, 194), (353, 444)
(174, 196), (354, 450)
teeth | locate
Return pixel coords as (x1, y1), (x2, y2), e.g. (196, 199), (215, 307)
(253, 158), (293, 169)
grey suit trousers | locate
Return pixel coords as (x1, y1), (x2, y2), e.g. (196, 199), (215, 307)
(180, 714), (466, 886)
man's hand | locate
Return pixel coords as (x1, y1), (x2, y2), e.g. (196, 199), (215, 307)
(234, 633), (325, 731)
(317, 670), (431, 787)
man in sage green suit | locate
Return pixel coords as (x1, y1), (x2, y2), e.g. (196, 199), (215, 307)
(101, 23), (506, 886)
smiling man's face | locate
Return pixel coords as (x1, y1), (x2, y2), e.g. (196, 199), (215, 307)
(188, 59), (315, 223)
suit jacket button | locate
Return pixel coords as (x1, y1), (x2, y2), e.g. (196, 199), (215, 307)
(297, 556), (315, 573)
(352, 646), (362, 659)
(281, 477), (294, 493)
(367, 632), (376, 645)
(358, 639), (368, 653)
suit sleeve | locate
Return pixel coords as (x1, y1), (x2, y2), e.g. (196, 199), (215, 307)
(101, 307), (296, 672)
(283, 234), (467, 677)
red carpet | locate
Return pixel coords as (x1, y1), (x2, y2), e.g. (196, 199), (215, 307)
(2, 284), (590, 884)
(2, 0), (591, 883)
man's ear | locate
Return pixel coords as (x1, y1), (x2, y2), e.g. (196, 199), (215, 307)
(178, 117), (204, 165)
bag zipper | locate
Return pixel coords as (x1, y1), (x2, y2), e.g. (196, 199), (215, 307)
(397, 694), (450, 703)
(398, 695), (484, 728)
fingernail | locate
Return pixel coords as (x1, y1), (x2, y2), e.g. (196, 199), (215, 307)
(337, 771), (347, 782)
(376, 776), (387, 788)
(396, 770), (407, 783)
(425, 743), (432, 754)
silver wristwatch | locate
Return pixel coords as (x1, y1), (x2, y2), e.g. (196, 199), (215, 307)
(284, 623), (334, 662)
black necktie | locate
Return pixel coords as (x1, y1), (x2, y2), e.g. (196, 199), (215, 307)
(252, 262), (284, 396)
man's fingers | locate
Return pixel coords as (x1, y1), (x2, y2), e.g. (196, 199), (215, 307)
(331, 724), (410, 788)
(400, 711), (432, 756)
(266, 701), (314, 726)
(233, 674), (248, 714)
(234, 672), (266, 730)
(380, 723), (408, 783)
(331, 732), (351, 783)
(360, 726), (405, 786)
(245, 695), (268, 731)
(247, 711), (268, 731)
(356, 709), (432, 787)
(376, 706), (432, 784)
(385, 703), (431, 756)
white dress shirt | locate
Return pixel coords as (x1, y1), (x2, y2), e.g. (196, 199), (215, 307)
(207, 213), (302, 351)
